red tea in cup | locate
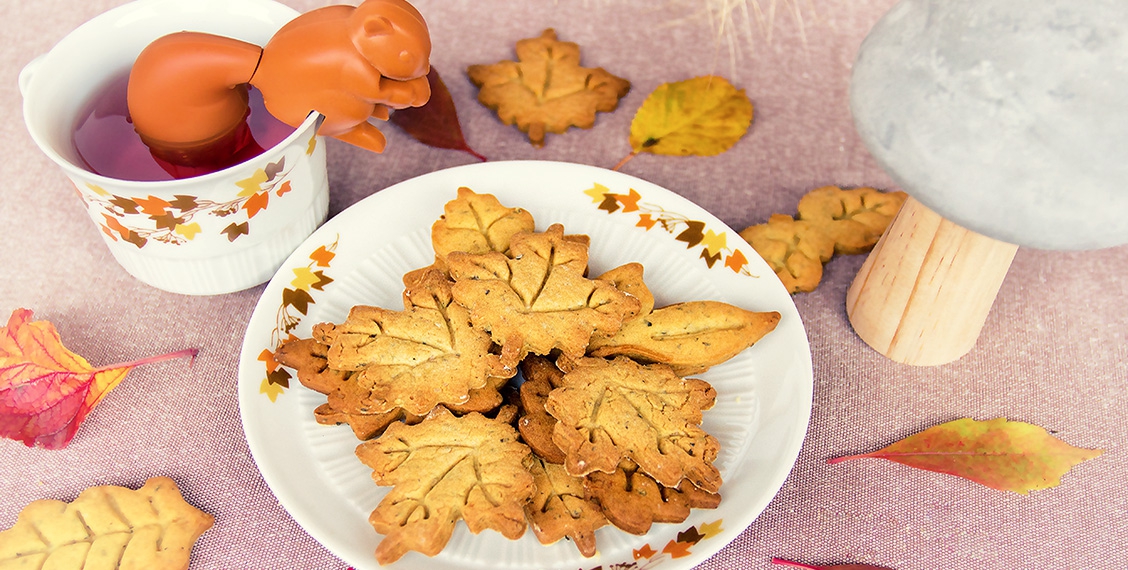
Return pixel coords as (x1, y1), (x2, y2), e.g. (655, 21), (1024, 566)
(72, 71), (293, 181)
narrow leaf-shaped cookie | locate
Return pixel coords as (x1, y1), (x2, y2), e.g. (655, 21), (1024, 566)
(524, 455), (607, 557)
(316, 269), (513, 415)
(355, 409), (535, 564)
(449, 224), (640, 366)
(588, 301), (781, 375)
(0, 477), (213, 570)
(829, 417), (1102, 494)
(546, 357), (721, 492)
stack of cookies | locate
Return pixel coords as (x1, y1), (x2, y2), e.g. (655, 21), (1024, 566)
(275, 188), (780, 564)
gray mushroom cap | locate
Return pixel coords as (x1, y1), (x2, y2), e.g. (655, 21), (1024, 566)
(850, 0), (1128, 250)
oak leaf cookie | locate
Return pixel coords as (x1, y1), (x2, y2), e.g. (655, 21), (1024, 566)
(0, 477), (212, 570)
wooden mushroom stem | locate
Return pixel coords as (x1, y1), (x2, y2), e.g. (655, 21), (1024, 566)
(846, 196), (1019, 366)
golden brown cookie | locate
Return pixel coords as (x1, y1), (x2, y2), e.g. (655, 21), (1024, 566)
(595, 262), (654, 319)
(431, 187), (535, 264)
(584, 462), (719, 535)
(524, 455), (607, 557)
(313, 402), (424, 441)
(273, 337), (350, 395)
(467, 29), (631, 147)
(315, 269), (514, 415)
(448, 225), (640, 366)
(545, 357), (721, 493)
(739, 213), (834, 294)
(356, 409), (535, 564)
(588, 301), (781, 375)
(0, 477), (213, 570)
(517, 356), (567, 464)
(796, 186), (907, 254)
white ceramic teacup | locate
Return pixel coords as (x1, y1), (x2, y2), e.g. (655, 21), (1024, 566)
(20, 0), (329, 295)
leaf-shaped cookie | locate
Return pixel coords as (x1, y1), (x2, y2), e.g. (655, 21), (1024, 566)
(739, 214), (834, 294)
(355, 409), (535, 564)
(315, 269), (513, 415)
(629, 75), (753, 157)
(0, 477), (213, 570)
(545, 357), (721, 492)
(588, 301), (781, 375)
(448, 224), (640, 365)
(796, 186), (908, 254)
(595, 262), (654, 319)
(432, 187), (535, 263)
(467, 29), (631, 147)
(517, 356), (567, 464)
(274, 337), (350, 395)
(523, 455), (607, 557)
(584, 461), (720, 535)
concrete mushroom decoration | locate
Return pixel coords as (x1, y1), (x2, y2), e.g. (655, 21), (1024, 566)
(847, 0), (1128, 365)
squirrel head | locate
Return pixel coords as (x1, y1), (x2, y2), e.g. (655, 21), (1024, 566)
(349, 0), (431, 81)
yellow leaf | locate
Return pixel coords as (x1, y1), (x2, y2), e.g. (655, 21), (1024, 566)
(700, 229), (727, 257)
(236, 169), (269, 197)
(306, 134), (317, 156)
(290, 266), (319, 291)
(699, 519), (724, 539)
(174, 222), (202, 240)
(260, 377), (284, 402)
(629, 76), (753, 157)
(85, 183), (110, 196)
(584, 183), (612, 204)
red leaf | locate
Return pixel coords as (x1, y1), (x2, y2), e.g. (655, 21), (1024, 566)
(772, 557), (895, 570)
(0, 309), (196, 449)
(828, 418), (1102, 494)
(389, 68), (487, 161)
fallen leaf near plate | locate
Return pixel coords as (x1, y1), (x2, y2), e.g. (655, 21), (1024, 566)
(614, 75), (753, 170)
(0, 308), (197, 449)
(389, 68), (486, 161)
(828, 417), (1102, 494)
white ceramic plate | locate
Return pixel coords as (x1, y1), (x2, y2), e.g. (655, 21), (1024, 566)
(238, 160), (812, 570)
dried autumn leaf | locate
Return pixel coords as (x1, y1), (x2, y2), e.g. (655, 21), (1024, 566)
(587, 301), (781, 375)
(771, 558), (896, 570)
(315, 269), (513, 415)
(448, 224), (640, 365)
(545, 356), (721, 493)
(829, 417), (1103, 494)
(614, 75), (752, 170)
(0, 309), (196, 449)
(389, 68), (487, 161)
(355, 409), (535, 564)
(467, 28), (631, 147)
(0, 477), (213, 570)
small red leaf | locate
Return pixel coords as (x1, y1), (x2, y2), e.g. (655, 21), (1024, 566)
(0, 309), (196, 449)
(771, 557), (895, 570)
(389, 68), (487, 161)
(829, 418), (1102, 494)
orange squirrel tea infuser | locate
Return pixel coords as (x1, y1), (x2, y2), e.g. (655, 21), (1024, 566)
(127, 0), (432, 175)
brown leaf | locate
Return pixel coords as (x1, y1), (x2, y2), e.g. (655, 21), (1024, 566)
(389, 68), (486, 161)
(467, 29), (630, 147)
(355, 409), (535, 564)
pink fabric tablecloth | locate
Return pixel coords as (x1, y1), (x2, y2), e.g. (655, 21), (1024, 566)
(2, 1), (1126, 569)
